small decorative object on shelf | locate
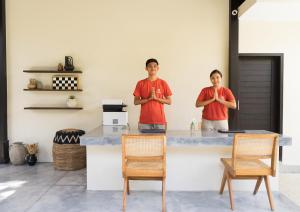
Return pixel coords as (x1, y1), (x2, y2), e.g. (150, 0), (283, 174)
(67, 95), (77, 108)
(27, 78), (37, 89)
(25, 143), (38, 166)
(44, 84), (51, 90)
(36, 80), (43, 89)
(64, 56), (74, 71)
(57, 63), (64, 71)
(52, 75), (78, 90)
(9, 142), (27, 165)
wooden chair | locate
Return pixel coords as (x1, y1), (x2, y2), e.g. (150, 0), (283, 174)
(122, 135), (167, 212)
(219, 133), (279, 210)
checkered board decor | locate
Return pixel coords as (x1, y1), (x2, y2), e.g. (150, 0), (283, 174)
(52, 76), (78, 90)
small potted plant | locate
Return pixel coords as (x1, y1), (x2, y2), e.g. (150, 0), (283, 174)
(25, 143), (38, 166)
(27, 78), (37, 89)
(67, 95), (77, 107)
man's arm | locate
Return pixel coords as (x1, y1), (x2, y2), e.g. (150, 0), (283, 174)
(155, 96), (172, 105)
(151, 87), (172, 105)
(134, 96), (150, 105)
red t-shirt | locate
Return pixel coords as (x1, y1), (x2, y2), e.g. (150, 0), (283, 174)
(197, 87), (235, 120)
(133, 78), (172, 125)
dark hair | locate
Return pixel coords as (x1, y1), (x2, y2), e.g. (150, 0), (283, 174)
(210, 69), (222, 78)
(146, 58), (159, 67)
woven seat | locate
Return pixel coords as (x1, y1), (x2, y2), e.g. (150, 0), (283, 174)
(126, 161), (163, 177)
(221, 158), (272, 176)
(219, 134), (279, 210)
(122, 135), (166, 212)
(127, 161), (163, 170)
(52, 143), (86, 171)
(52, 129), (86, 171)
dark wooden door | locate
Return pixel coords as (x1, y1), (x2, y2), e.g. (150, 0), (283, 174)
(238, 55), (282, 132)
(229, 54), (283, 158)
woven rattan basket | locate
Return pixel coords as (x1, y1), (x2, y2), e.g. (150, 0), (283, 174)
(52, 143), (86, 170)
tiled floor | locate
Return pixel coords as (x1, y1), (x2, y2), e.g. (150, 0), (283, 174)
(0, 163), (300, 212)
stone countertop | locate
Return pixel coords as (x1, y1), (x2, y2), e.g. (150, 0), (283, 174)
(80, 126), (292, 146)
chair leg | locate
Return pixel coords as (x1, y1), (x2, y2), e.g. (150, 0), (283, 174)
(253, 176), (263, 195)
(220, 169), (227, 194)
(123, 177), (128, 212)
(162, 178), (166, 212)
(226, 173), (234, 210)
(264, 176), (275, 211)
(127, 179), (130, 195)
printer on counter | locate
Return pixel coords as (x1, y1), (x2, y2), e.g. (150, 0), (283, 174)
(102, 99), (128, 126)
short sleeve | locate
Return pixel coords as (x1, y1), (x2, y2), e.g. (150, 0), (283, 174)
(133, 81), (141, 97)
(197, 89), (206, 102)
(225, 88), (235, 101)
(163, 81), (172, 97)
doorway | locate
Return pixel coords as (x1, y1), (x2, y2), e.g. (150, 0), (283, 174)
(229, 53), (283, 160)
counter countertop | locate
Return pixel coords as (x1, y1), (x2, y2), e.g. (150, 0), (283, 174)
(80, 126), (292, 146)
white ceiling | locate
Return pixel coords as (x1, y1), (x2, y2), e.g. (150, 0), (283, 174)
(239, 0), (300, 21)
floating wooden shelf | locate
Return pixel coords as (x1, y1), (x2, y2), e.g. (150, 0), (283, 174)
(23, 69), (83, 110)
(23, 89), (83, 91)
(23, 70), (82, 73)
(24, 106), (83, 110)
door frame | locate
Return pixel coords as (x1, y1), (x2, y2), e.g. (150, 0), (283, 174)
(0, 0), (8, 163)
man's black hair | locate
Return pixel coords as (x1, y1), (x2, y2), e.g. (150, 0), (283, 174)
(210, 69), (222, 78)
(146, 58), (159, 67)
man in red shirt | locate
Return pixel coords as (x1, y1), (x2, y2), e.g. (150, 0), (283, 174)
(133, 58), (172, 131)
(196, 69), (236, 131)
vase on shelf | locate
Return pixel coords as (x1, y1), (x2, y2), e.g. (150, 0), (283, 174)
(67, 95), (77, 107)
(64, 56), (74, 71)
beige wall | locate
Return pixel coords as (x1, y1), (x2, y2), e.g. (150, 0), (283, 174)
(239, 20), (300, 165)
(6, 0), (229, 161)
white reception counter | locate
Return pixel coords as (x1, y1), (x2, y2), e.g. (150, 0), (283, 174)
(80, 126), (292, 191)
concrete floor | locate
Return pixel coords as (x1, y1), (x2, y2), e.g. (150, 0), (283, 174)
(279, 164), (300, 209)
(0, 163), (300, 212)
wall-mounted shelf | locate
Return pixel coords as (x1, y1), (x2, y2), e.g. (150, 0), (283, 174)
(23, 67), (84, 110)
(23, 89), (83, 92)
(24, 106), (83, 110)
(23, 70), (82, 73)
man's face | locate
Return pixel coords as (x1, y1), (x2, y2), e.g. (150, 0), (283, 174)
(210, 73), (222, 87)
(146, 62), (159, 77)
